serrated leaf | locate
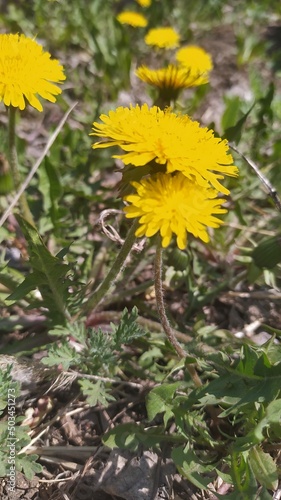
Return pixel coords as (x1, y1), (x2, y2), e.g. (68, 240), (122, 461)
(17, 454), (42, 480)
(146, 382), (181, 422)
(7, 215), (71, 323)
(79, 379), (114, 407)
(249, 446), (278, 490)
(112, 307), (145, 347)
(41, 342), (77, 369)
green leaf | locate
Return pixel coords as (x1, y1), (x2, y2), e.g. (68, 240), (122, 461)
(103, 422), (174, 451)
(252, 235), (281, 269)
(254, 352), (281, 378)
(231, 451), (258, 499)
(146, 382), (181, 423)
(79, 379), (114, 407)
(223, 101), (255, 143)
(17, 454), (43, 480)
(248, 399), (281, 444)
(256, 336), (281, 364)
(0, 268), (29, 301)
(235, 344), (260, 376)
(248, 446), (278, 490)
(0, 365), (20, 413)
(45, 158), (63, 202)
(172, 445), (211, 490)
(256, 487), (278, 500)
(103, 423), (144, 451)
(41, 342), (77, 369)
(38, 157), (64, 230)
(215, 468), (232, 484)
(7, 215), (71, 323)
(221, 96), (242, 131)
(265, 398), (281, 423)
(112, 307), (145, 348)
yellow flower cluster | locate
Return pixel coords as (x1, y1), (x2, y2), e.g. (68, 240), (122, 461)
(136, 35), (213, 97)
(91, 104), (238, 249)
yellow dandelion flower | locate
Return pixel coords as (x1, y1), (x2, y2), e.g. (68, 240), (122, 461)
(124, 172), (227, 249)
(91, 104), (238, 194)
(145, 27), (180, 49)
(116, 11), (148, 28)
(135, 0), (151, 6)
(0, 33), (66, 112)
(176, 45), (213, 84)
(136, 64), (210, 92)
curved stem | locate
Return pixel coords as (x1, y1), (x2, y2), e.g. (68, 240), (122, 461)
(82, 219), (139, 313)
(8, 106), (35, 226)
(154, 241), (202, 387)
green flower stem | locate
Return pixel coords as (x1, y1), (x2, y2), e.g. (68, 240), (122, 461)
(154, 241), (202, 388)
(8, 106), (35, 226)
(154, 92), (178, 110)
(82, 219), (140, 313)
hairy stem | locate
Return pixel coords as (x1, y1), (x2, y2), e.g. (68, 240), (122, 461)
(154, 242), (202, 387)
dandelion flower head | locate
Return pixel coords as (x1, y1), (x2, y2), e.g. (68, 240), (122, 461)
(135, 64), (210, 91)
(135, 0), (151, 7)
(91, 104), (238, 194)
(176, 45), (213, 84)
(116, 11), (148, 28)
(124, 172), (227, 249)
(0, 33), (66, 112)
(145, 27), (180, 49)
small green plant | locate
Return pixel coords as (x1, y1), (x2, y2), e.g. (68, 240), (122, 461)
(0, 366), (43, 480)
